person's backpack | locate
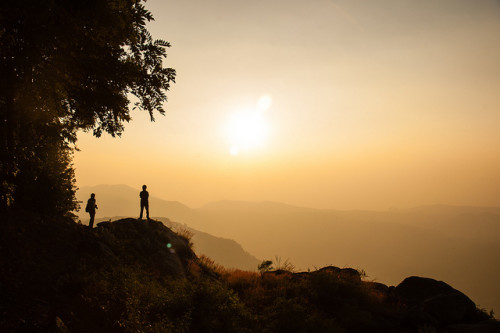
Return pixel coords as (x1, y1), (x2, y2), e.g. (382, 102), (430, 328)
(85, 202), (90, 212)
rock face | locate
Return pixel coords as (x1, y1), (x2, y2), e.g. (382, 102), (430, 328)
(395, 276), (467, 305)
(94, 218), (194, 277)
(394, 276), (487, 328)
(317, 265), (362, 282)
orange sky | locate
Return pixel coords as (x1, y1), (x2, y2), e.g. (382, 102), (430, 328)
(74, 0), (500, 209)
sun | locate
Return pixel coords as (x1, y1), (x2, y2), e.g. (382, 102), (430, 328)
(225, 95), (272, 155)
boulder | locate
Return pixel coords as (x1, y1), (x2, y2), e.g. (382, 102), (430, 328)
(317, 266), (341, 274)
(394, 276), (459, 305)
(394, 276), (480, 326)
(316, 266), (362, 282)
(339, 268), (362, 282)
(95, 218), (195, 277)
(421, 292), (477, 325)
(366, 281), (390, 295)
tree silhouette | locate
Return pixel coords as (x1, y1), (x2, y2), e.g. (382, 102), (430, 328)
(0, 0), (175, 215)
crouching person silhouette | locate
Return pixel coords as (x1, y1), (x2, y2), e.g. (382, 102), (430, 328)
(86, 193), (98, 229)
(139, 185), (150, 220)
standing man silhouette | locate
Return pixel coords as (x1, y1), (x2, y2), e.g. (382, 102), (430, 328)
(139, 185), (150, 220)
(86, 193), (98, 229)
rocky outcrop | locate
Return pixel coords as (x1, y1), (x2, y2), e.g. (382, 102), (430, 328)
(394, 276), (492, 330)
(0, 214), (197, 332)
(94, 218), (195, 277)
(394, 276), (469, 305)
(258, 266), (498, 331)
(313, 265), (363, 282)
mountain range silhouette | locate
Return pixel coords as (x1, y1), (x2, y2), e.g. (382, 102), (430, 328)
(77, 184), (500, 316)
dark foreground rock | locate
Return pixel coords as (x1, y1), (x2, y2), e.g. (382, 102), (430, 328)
(94, 218), (194, 277)
(0, 213), (195, 332)
(393, 276), (495, 331)
(1, 212), (498, 332)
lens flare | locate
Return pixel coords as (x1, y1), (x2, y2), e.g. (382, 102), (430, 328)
(256, 95), (272, 112)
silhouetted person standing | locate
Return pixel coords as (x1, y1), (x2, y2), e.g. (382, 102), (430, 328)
(86, 193), (98, 228)
(139, 185), (150, 220)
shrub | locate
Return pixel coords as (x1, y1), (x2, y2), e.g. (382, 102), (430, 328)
(172, 225), (194, 250)
(258, 260), (273, 273)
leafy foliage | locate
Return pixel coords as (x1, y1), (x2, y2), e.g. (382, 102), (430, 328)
(258, 260), (274, 273)
(80, 266), (248, 333)
(0, 0), (175, 215)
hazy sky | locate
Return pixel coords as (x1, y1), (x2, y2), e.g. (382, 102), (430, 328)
(74, 0), (500, 210)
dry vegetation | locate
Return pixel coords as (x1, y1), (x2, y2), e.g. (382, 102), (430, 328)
(1, 215), (496, 332)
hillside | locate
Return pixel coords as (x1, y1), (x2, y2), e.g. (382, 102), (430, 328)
(77, 185), (260, 271)
(0, 212), (195, 331)
(1, 212), (498, 332)
(193, 202), (500, 316)
(155, 217), (260, 271)
(77, 186), (500, 315)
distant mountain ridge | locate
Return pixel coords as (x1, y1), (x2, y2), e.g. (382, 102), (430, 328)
(77, 184), (196, 219)
(201, 200), (317, 212)
(77, 185), (260, 271)
(77, 185), (500, 314)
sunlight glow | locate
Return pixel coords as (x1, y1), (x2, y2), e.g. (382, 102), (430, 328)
(256, 95), (272, 112)
(225, 95), (272, 155)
